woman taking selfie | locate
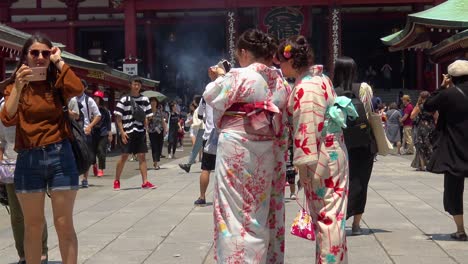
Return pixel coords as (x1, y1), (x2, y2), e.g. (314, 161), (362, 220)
(1, 34), (84, 264)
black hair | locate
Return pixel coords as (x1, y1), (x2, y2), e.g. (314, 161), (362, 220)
(193, 95), (202, 106)
(452, 75), (468, 85)
(130, 75), (142, 84)
(149, 97), (159, 106)
(81, 79), (88, 89)
(333, 56), (358, 91)
(7, 33), (58, 87)
(236, 29), (276, 61)
(276, 35), (314, 70)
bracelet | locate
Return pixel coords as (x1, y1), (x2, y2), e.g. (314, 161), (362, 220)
(54, 58), (64, 64)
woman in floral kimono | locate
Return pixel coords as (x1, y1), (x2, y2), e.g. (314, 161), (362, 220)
(278, 36), (350, 263)
(203, 29), (291, 263)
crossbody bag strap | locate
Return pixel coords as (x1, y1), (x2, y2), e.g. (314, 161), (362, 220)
(455, 86), (467, 98)
(85, 95), (90, 121)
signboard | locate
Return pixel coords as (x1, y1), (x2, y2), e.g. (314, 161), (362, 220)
(123, 63), (138, 76)
(259, 7), (309, 40)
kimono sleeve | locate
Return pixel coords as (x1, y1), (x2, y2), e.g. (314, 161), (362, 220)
(292, 81), (326, 167)
(203, 71), (253, 115)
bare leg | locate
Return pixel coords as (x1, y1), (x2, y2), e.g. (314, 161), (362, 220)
(16, 192), (46, 264)
(289, 184), (296, 195)
(137, 153), (149, 183)
(453, 215), (465, 233)
(115, 154), (129, 181)
(50, 190), (78, 264)
(199, 170), (210, 200)
(353, 214), (363, 227)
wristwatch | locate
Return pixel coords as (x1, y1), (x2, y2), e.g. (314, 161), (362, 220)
(54, 58), (64, 64)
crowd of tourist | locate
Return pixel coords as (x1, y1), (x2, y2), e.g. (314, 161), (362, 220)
(0, 29), (467, 264)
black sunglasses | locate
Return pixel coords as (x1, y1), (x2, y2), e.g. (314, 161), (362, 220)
(29, 49), (51, 58)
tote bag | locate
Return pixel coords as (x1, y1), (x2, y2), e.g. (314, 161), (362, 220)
(360, 83), (392, 156)
(368, 112), (393, 156)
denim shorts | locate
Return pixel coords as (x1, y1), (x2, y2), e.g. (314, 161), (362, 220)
(14, 139), (79, 193)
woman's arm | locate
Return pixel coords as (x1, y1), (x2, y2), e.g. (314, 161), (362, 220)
(410, 105), (420, 120)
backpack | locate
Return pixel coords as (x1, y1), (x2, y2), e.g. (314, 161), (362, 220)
(68, 117), (93, 174)
(336, 84), (372, 149)
(129, 96), (146, 123)
(58, 91), (92, 175)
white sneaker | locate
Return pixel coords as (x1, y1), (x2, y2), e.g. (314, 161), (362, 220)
(168, 154), (172, 159)
(290, 193), (297, 200)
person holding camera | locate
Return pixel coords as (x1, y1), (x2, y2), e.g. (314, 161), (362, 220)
(203, 29), (290, 263)
(424, 60), (468, 241)
(1, 34), (84, 264)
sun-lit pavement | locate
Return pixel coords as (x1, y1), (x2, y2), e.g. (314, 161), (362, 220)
(1, 150), (468, 264)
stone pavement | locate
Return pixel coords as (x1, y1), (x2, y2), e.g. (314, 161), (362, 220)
(1, 153), (468, 264)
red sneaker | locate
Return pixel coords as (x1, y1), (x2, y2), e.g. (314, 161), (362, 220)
(97, 169), (104, 177)
(113, 180), (120, 191)
(92, 164), (98, 176)
(141, 181), (157, 189)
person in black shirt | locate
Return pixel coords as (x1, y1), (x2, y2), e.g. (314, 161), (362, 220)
(167, 101), (181, 159)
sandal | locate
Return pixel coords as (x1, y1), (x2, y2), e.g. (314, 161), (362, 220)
(450, 232), (467, 241)
(155, 166), (160, 170)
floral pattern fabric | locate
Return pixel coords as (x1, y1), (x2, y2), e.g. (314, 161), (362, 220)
(288, 65), (349, 264)
(203, 63), (291, 264)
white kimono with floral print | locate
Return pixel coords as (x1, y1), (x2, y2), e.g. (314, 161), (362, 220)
(204, 63), (291, 264)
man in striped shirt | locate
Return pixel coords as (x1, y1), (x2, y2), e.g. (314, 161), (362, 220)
(113, 76), (157, 190)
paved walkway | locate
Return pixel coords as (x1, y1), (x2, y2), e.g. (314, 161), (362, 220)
(1, 153), (468, 264)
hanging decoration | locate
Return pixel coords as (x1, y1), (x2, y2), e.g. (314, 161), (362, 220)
(227, 11), (236, 67)
(331, 8), (341, 65)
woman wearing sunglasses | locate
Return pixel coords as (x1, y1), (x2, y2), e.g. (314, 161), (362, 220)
(1, 34), (84, 264)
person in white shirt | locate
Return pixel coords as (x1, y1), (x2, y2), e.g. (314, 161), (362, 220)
(193, 80), (218, 206)
(76, 79), (101, 188)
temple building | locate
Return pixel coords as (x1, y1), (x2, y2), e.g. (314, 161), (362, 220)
(0, 0), (448, 98)
(382, 0), (468, 89)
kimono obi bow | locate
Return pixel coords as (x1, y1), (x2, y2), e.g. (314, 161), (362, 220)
(324, 96), (359, 134)
(224, 101), (283, 137)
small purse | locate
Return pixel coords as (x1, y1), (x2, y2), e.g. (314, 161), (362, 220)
(0, 159), (16, 184)
(290, 195), (316, 241)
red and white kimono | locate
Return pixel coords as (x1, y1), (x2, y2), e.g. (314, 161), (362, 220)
(288, 65), (349, 264)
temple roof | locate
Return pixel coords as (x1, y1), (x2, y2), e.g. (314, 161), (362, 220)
(428, 29), (468, 63)
(0, 23), (159, 88)
(381, 0), (468, 49)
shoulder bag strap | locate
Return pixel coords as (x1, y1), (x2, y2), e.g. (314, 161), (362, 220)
(455, 86), (467, 98)
(85, 95), (90, 121)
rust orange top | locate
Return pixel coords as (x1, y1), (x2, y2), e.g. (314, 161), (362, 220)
(1, 64), (84, 151)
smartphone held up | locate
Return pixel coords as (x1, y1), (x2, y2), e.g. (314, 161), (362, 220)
(25, 67), (47, 82)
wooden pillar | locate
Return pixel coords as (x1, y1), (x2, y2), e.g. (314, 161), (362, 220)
(327, 6), (341, 78)
(0, 0), (15, 23)
(144, 12), (154, 79)
(0, 57), (5, 81)
(413, 4), (424, 90)
(64, 0), (80, 53)
(416, 50), (424, 90)
(124, 0), (137, 63)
